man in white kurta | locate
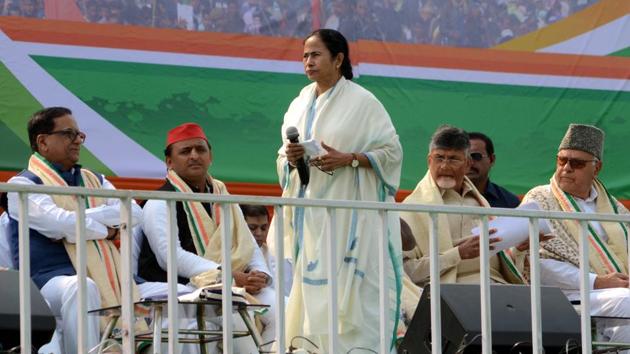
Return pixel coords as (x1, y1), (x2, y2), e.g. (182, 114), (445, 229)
(5, 107), (143, 354)
(522, 124), (630, 347)
(272, 76), (404, 352)
(138, 123), (274, 352)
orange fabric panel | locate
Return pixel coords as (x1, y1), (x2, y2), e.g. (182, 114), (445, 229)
(1, 171), (628, 209)
(1, 17), (628, 79)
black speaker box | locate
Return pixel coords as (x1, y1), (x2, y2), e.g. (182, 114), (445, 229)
(399, 284), (581, 354)
(0, 269), (56, 351)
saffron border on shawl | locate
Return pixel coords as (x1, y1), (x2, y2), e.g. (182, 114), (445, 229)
(28, 153), (123, 299)
(166, 170), (213, 255)
(600, 180), (628, 242)
(552, 180), (621, 273)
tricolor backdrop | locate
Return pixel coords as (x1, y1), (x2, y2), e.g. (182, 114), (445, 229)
(1, 0), (629, 198)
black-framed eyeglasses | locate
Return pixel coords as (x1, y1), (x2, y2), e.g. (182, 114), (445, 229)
(556, 155), (597, 170)
(309, 158), (334, 176)
(470, 152), (487, 161)
(46, 129), (86, 143)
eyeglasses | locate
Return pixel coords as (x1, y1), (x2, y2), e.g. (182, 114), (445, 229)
(470, 152), (487, 161)
(430, 155), (466, 167)
(46, 129), (86, 143)
(556, 156), (597, 169)
(309, 158), (334, 176)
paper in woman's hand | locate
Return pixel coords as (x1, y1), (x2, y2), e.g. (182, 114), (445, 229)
(470, 202), (551, 256)
(301, 139), (326, 158)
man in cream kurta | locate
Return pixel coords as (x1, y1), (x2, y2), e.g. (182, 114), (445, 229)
(271, 76), (403, 352)
(401, 125), (525, 288)
(522, 124), (630, 347)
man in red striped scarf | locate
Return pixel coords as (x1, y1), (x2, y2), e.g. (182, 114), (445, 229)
(523, 124), (630, 347)
(4, 107), (143, 353)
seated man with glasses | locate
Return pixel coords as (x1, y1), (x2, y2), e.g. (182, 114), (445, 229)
(400, 125), (526, 287)
(4, 107), (143, 353)
(466, 132), (520, 208)
(522, 123), (630, 345)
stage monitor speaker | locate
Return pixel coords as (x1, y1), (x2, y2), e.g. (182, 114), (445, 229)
(0, 269), (56, 351)
(399, 284), (581, 354)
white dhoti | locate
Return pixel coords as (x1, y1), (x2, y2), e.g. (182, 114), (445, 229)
(252, 286), (276, 346)
(39, 275), (101, 354)
(590, 288), (630, 350)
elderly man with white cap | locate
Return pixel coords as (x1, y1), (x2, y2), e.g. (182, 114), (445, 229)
(522, 123), (630, 346)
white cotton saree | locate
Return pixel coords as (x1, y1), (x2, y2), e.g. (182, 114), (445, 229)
(269, 77), (404, 352)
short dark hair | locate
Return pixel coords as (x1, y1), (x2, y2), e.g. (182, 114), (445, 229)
(305, 29), (353, 80)
(27, 107), (72, 152)
(240, 204), (269, 219)
(164, 140), (212, 157)
(429, 125), (470, 152)
(468, 132), (495, 156)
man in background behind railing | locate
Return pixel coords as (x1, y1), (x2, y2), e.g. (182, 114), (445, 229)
(401, 125), (526, 287)
(3, 107), (144, 354)
(240, 204), (293, 298)
(522, 123), (630, 347)
(466, 132), (520, 209)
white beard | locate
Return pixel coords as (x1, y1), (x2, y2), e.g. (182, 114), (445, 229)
(436, 176), (457, 190)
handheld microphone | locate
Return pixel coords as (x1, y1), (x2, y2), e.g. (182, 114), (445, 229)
(285, 126), (310, 186)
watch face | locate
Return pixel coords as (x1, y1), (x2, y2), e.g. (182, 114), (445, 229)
(351, 159), (359, 168)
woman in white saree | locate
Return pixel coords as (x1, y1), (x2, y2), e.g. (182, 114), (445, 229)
(271, 29), (404, 353)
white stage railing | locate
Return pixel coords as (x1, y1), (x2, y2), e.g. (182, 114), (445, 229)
(2, 182), (629, 354)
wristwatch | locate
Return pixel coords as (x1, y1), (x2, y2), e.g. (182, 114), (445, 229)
(350, 153), (360, 168)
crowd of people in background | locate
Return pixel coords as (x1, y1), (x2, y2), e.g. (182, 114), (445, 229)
(0, 0), (600, 47)
(1, 0), (44, 18)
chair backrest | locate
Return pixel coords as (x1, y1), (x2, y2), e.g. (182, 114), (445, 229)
(0, 213), (14, 269)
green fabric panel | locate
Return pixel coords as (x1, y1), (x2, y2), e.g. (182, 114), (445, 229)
(31, 55), (307, 184)
(358, 76), (630, 198)
(0, 120), (32, 169)
(30, 56), (630, 198)
(610, 47), (630, 57)
(0, 62), (113, 174)
(0, 62), (39, 171)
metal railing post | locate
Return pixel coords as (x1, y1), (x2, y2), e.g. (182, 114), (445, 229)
(429, 213), (441, 354)
(120, 197), (135, 354)
(378, 210), (389, 354)
(18, 192), (31, 354)
(221, 204), (233, 354)
(326, 208), (339, 353)
(273, 206), (286, 354)
(166, 200), (179, 354)
(479, 216), (492, 353)
(528, 218), (542, 353)
(75, 197), (88, 354)
(579, 220), (592, 354)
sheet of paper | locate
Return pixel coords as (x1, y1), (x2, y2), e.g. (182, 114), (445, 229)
(301, 139), (326, 157)
(470, 202), (551, 256)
